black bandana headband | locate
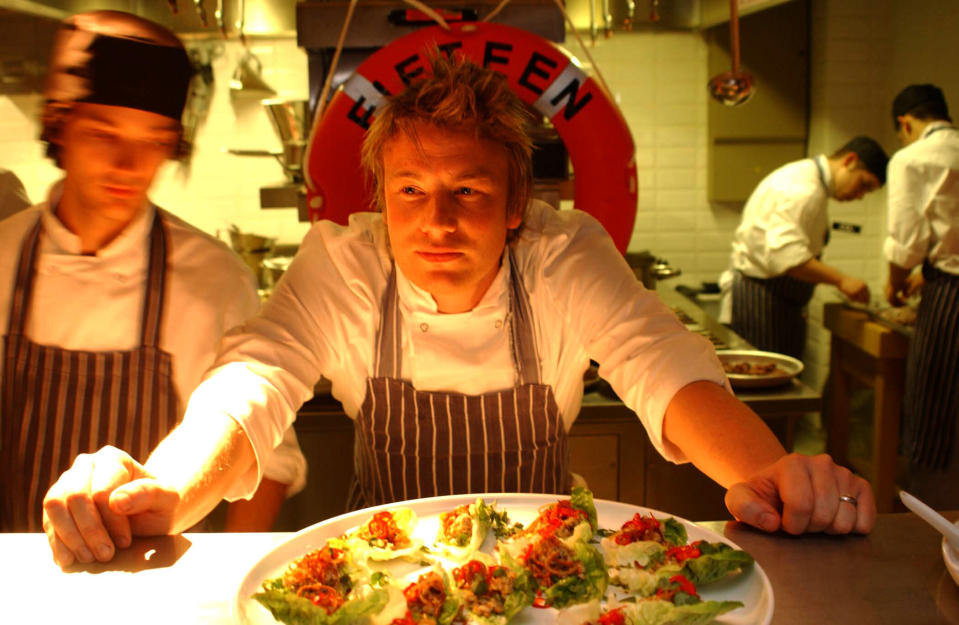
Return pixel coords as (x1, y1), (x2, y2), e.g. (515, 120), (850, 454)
(74, 33), (193, 121)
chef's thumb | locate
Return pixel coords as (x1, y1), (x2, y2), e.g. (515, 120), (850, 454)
(109, 478), (178, 516)
(725, 482), (782, 532)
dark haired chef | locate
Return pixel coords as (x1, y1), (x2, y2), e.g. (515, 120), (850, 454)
(719, 136), (889, 359)
(0, 10), (304, 539)
(885, 84), (959, 508)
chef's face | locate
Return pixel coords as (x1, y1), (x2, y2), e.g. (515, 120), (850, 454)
(833, 157), (880, 202)
(56, 102), (178, 224)
(381, 121), (521, 314)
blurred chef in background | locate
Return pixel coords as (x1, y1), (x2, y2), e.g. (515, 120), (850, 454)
(41, 54), (876, 569)
(884, 84), (959, 508)
(0, 169), (31, 221)
(0, 11), (305, 540)
(719, 137), (889, 359)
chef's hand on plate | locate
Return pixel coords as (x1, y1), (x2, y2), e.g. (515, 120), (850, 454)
(838, 276), (870, 303)
(42, 445), (179, 568)
(724, 452), (876, 535)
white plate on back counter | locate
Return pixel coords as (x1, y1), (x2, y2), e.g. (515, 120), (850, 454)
(234, 493), (773, 625)
(717, 349), (803, 389)
(944, 520), (959, 587)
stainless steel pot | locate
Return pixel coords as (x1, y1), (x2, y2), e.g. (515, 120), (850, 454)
(627, 250), (682, 290)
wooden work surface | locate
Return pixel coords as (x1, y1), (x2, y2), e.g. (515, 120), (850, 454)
(824, 302), (911, 513)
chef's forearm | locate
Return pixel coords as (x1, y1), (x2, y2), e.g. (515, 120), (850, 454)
(144, 412), (256, 534)
(785, 258), (843, 286)
(662, 380), (786, 488)
(887, 262), (910, 293)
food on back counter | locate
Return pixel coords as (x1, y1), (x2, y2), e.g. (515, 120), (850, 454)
(878, 305), (918, 326)
(721, 360), (785, 376)
(252, 489), (754, 625)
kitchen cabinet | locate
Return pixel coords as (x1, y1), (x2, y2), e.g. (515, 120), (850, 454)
(705, 0), (809, 202)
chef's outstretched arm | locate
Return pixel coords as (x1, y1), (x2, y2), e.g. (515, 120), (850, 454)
(662, 380), (876, 535)
(786, 258), (869, 302)
(42, 412), (255, 568)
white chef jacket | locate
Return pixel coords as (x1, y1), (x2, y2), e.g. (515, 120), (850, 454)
(884, 121), (959, 275)
(0, 185), (306, 494)
(183, 200), (730, 500)
(718, 156), (832, 322)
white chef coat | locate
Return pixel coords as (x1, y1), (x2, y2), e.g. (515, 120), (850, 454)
(0, 184), (306, 494)
(718, 156), (832, 322)
(884, 121), (959, 275)
(183, 200), (730, 500)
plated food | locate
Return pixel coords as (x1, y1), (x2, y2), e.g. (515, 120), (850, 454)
(721, 361), (785, 377)
(715, 350), (803, 389)
(236, 491), (770, 625)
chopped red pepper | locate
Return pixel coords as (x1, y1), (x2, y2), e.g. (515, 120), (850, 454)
(391, 610), (417, 625)
(531, 500), (588, 538)
(368, 511), (402, 544)
(614, 512), (662, 545)
(665, 541), (702, 563)
(598, 607), (627, 625)
(453, 559), (489, 588)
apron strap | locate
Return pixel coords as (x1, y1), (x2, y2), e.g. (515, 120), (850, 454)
(6, 217), (43, 337)
(507, 248), (542, 385)
(373, 250), (542, 384)
(139, 211), (168, 348)
(373, 269), (401, 379)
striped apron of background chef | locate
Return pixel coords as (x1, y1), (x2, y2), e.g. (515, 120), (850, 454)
(0, 212), (179, 531)
(730, 270), (816, 359)
(347, 249), (568, 510)
(901, 262), (959, 474)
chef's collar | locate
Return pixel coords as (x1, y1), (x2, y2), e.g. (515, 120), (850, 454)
(394, 250), (511, 316)
(40, 178), (154, 259)
(921, 120), (954, 140)
(814, 154), (834, 195)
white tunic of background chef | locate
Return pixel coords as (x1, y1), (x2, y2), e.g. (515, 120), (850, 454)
(0, 189), (306, 494)
(718, 156), (833, 323)
(884, 121), (959, 276)
(182, 201), (730, 499)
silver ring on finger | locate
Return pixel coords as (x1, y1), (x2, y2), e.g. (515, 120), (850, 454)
(839, 495), (858, 507)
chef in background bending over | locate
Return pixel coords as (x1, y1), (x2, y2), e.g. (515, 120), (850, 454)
(719, 137), (888, 359)
(42, 54), (875, 568)
(885, 84), (959, 508)
(0, 11), (305, 538)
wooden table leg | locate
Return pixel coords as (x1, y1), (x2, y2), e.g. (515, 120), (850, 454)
(827, 335), (852, 466)
(872, 357), (905, 513)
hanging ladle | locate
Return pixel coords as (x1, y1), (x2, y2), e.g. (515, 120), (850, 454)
(707, 0), (754, 106)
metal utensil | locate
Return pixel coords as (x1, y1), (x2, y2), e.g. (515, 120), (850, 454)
(900, 490), (959, 550)
(707, 0), (754, 106)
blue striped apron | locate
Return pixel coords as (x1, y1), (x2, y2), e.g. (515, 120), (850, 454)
(1, 212), (179, 531)
(347, 249), (568, 509)
(902, 262), (959, 471)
